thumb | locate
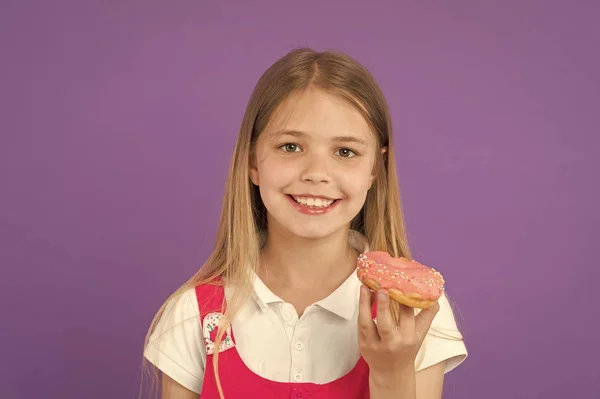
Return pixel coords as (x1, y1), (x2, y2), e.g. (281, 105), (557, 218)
(415, 301), (440, 338)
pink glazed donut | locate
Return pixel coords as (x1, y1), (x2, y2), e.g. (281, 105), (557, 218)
(357, 251), (445, 309)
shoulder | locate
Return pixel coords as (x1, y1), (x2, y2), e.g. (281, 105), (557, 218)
(431, 291), (463, 332)
(151, 287), (200, 332)
(168, 286), (201, 317)
(150, 282), (226, 328)
(145, 286), (201, 350)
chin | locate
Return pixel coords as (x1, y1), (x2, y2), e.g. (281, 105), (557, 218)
(274, 217), (351, 241)
(288, 225), (338, 240)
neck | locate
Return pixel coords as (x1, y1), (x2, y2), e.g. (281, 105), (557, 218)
(259, 224), (358, 289)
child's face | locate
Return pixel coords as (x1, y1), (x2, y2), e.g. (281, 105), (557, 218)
(250, 87), (378, 241)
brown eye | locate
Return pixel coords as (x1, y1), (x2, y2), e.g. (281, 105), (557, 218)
(337, 148), (357, 158)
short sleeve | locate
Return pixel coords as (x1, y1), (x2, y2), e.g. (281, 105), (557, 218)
(144, 288), (206, 393)
(415, 291), (468, 373)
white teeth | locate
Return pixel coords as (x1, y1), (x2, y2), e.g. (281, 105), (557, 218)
(293, 196), (334, 207)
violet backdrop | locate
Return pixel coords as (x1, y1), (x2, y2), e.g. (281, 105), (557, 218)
(1, 1), (598, 398)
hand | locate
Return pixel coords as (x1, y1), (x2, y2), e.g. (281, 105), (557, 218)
(358, 284), (439, 384)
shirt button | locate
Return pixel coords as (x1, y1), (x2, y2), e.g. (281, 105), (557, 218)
(294, 341), (303, 351)
(293, 373), (302, 382)
(282, 312), (292, 321)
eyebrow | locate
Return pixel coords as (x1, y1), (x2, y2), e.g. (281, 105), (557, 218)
(276, 130), (369, 146)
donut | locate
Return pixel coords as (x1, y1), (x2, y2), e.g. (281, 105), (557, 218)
(357, 251), (445, 309)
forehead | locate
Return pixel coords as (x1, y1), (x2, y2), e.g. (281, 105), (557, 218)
(263, 88), (375, 144)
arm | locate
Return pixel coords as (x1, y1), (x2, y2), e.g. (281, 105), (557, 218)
(415, 362), (445, 399)
(162, 373), (199, 399)
(368, 361), (445, 399)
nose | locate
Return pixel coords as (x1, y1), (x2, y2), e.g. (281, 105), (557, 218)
(300, 151), (331, 183)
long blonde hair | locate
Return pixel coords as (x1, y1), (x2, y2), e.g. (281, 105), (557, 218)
(143, 47), (436, 398)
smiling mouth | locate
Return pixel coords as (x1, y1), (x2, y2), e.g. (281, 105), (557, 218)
(288, 195), (338, 208)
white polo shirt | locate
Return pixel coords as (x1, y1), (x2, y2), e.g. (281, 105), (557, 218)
(144, 246), (468, 394)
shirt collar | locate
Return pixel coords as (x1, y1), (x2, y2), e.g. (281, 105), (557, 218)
(251, 272), (284, 310)
(251, 230), (370, 320)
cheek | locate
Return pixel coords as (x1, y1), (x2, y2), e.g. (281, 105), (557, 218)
(257, 159), (295, 188)
(338, 167), (374, 196)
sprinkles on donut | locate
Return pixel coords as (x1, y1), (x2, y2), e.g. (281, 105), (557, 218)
(357, 251), (445, 309)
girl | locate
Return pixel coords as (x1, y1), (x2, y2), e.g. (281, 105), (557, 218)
(143, 48), (467, 399)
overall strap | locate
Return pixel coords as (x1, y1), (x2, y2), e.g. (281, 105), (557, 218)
(195, 279), (226, 316)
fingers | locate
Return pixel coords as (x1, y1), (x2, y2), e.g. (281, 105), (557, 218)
(415, 301), (440, 339)
(397, 303), (416, 337)
(358, 284), (378, 342)
(375, 289), (396, 341)
(362, 287), (440, 347)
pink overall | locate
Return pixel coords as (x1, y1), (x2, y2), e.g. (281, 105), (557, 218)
(195, 283), (376, 399)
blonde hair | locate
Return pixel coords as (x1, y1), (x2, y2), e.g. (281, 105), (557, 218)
(142, 47), (452, 398)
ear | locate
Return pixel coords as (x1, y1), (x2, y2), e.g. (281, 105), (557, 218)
(370, 146), (388, 186)
(249, 157), (260, 186)
(368, 168), (376, 188)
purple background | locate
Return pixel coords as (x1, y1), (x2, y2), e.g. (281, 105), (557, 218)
(1, 1), (598, 398)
